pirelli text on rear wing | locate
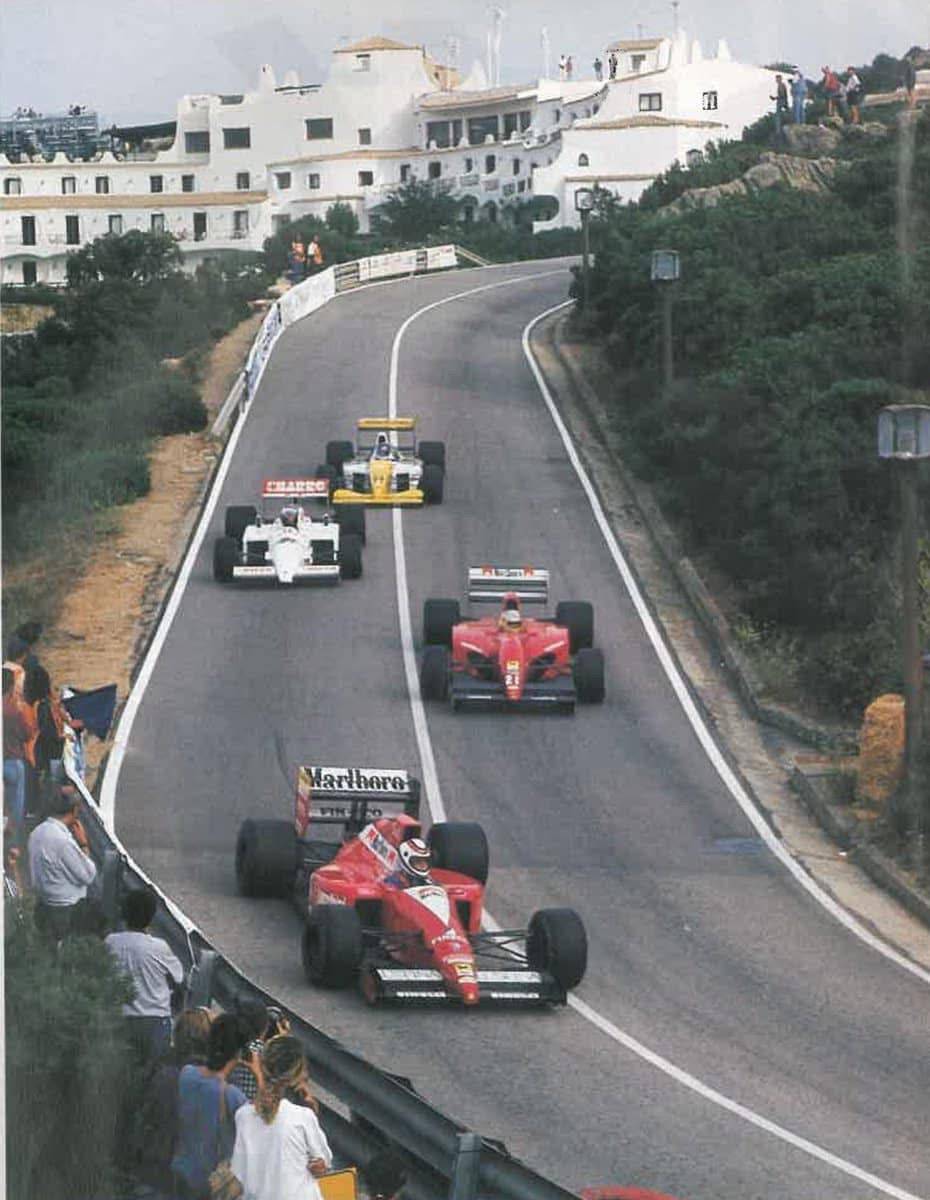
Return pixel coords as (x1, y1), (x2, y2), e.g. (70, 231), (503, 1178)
(467, 566), (550, 604)
(294, 764), (421, 837)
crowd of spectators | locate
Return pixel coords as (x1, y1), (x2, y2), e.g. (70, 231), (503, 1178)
(286, 235), (325, 285)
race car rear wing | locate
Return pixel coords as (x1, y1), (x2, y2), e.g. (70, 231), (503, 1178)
(357, 417), (416, 431)
(356, 417), (417, 454)
(262, 478), (331, 499)
(467, 566), (550, 604)
(294, 764), (421, 838)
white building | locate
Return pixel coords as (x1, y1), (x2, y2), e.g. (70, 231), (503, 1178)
(0, 32), (778, 285)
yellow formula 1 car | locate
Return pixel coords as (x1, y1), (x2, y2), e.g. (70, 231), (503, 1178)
(319, 418), (445, 506)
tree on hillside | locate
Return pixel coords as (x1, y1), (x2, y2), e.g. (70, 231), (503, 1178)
(371, 179), (461, 241)
(66, 229), (182, 286)
(325, 201), (360, 237)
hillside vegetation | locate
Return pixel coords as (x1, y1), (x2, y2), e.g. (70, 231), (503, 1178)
(579, 109), (930, 715)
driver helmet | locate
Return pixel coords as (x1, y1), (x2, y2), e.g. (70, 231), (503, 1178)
(375, 433), (392, 459)
(500, 604), (523, 631)
(280, 505), (300, 528)
(398, 837), (431, 884)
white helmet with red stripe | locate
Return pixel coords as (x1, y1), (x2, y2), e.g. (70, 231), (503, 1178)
(398, 837), (431, 883)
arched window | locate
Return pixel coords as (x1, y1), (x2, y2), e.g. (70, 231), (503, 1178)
(577, 153), (589, 167)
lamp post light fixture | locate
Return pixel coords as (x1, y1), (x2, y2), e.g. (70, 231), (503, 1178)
(575, 187), (595, 310)
(878, 403), (930, 865)
(651, 248), (680, 391)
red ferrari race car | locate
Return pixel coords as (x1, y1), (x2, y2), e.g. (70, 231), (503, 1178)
(419, 566), (606, 711)
(234, 764), (587, 1007)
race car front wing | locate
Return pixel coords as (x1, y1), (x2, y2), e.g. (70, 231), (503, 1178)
(367, 966), (566, 1006)
(230, 563), (341, 582)
(448, 674), (576, 710)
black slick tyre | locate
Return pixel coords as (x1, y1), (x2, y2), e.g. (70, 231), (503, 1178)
(423, 598), (460, 646)
(235, 819), (297, 898)
(326, 440), (354, 471)
(339, 534), (363, 579)
(420, 646), (450, 701)
(334, 506), (366, 543)
(224, 505), (257, 541)
(419, 440), (446, 468)
(429, 822), (489, 885)
(422, 463), (444, 504)
(302, 905), (363, 988)
(574, 647), (605, 703)
(213, 537), (239, 582)
(526, 907), (588, 992)
(555, 601), (594, 652)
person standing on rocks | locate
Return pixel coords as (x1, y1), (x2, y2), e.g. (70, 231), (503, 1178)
(790, 69), (808, 124)
(844, 68), (863, 124)
(771, 73), (789, 143)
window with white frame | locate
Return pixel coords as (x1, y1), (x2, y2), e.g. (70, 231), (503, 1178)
(236, 172), (250, 190)
(233, 210), (248, 237)
(358, 170), (373, 187)
(358, 127), (371, 145)
(702, 90), (719, 110)
(185, 131), (211, 153)
(428, 161), (441, 179)
(181, 174), (195, 192)
(65, 214), (80, 244)
(638, 93), (662, 111)
(95, 176), (109, 194)
(21, 215), (36, 245)
(354, 54), (371, 71)
(150, 175), (164, 193)
(577, 153), (589, 167)
(223, 127), (251, 149)
(306, 118), (334, 140)
(61, 176), (76, 194)
(22, 261), (37, 285)
(4, 177), (22, 195)
(151, 213), (165, 233)
(308, 173), (321, 189)
(631, 54), (646, 72)
(108, 214), (123, 235)
(274, 171), (292, 190)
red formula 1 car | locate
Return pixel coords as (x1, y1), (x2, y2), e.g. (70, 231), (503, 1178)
(234, 764), (587, 1006)
(419, 566), (606, 711)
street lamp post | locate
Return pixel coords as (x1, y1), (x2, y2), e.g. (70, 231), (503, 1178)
(878, 403), (930, 864)
(574, 187), (595, 310)
(651, 248), (680, 392)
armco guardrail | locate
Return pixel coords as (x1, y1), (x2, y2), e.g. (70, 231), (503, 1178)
(81, 242), (578, 1200)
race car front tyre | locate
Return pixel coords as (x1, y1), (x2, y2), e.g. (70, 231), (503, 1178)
(423, 598), (460, 646)
(429, 821), (489, 885)
(236, 819), (297, 898)
(339, 534), (363, 579)
(224, 505), (257, 541)
(555, 601), (594, 652)
(418, 440), (446, 468)
(419, 646), (450, 701)
(573, 647), (605, 703)
(326, 440), (354, 471)
(302, 905), (363, 988)
(527, 907), (588, 993)
(213, 537), (239, 583)
(334, 505), (366, 544)
(422, 463), (444, 504)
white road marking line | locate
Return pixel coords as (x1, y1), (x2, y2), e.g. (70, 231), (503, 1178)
(388, 277), (926, 1200)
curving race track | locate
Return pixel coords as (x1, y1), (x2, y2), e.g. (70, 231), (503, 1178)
(111, 262), (930, 1200)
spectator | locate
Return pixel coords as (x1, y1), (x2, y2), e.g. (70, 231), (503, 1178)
(608, 50), (618, 80)
(27, 783), (101, 938)
(593, 57), (603, 81)
(288, 239), (306, 285)
(307, 234), (324, 276)
(230, 1034), (332, 1200)
(172, 1013), (248, 1199)
(228, 1000), (275, 1100)
(3, 633), (30, 699)
(126, 1007), (214, 1194)
(361, 1151), (408, 1200)
(790, 69), (808, 124)
(844, 68), (863, 124)
(558, 53), (567, 81)
(771, 73), (789, 143)
(4, 817), (25, 904)
(105, 888), (185, 1065)
(3, 666), (35, 843)
(903, 58), (917, 109)
(566, 55), (574, 80)
(25, 665), (78, 817)
(821, 66), (841, 117)
(59, 684), (87, 781)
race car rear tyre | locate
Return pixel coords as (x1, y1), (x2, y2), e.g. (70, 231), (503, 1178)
(420, 646), (450, 701)
(429, 821), (489, 885)
(527, 907), (588, 992)
(224, 505), (257, 542)
(334, 505), (366, 544)
(574, 647), (605, 703)
(302, 905), (363, 988)
(422, 463), (444, 504)
(423, 598), (460, 646)
(213, 537), (239, 583)
(326, 440), (354, 471)
(235, 819), (297, 898)
(555, 601), (594, 652)
(419, 440), (446, 468)
(339, 534), (363, 579)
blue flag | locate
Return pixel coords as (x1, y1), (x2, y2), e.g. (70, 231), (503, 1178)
(62, 684), (118, 740)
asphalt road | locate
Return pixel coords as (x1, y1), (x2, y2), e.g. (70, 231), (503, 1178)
(115, 262), (930, 1200)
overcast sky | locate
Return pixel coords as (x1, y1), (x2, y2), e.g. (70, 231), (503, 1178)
(1, 0), (924, 125)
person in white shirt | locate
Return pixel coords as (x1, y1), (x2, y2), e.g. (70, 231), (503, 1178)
(105, 888), (185, 1063)
(231, 1035), (332, 1200)
(27, 784), (99, 938)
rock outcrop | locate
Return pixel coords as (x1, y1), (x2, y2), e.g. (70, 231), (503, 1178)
(664, 151), (842, 213)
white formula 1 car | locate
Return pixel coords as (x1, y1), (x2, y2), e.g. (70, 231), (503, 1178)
(213, 478), (365, 584)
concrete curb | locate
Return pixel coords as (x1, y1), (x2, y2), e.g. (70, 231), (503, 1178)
(549, 315), (858, 755)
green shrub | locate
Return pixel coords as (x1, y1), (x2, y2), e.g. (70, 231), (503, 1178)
(6, 912), (134, 1200)
(49, 444), (151, 509)
(149, 371), (208, 435)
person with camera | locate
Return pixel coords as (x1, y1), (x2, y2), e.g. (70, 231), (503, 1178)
(230, 1034), (331, 1200)
(27, 783), (101, 939)
(229, 1002), (290, 1099)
